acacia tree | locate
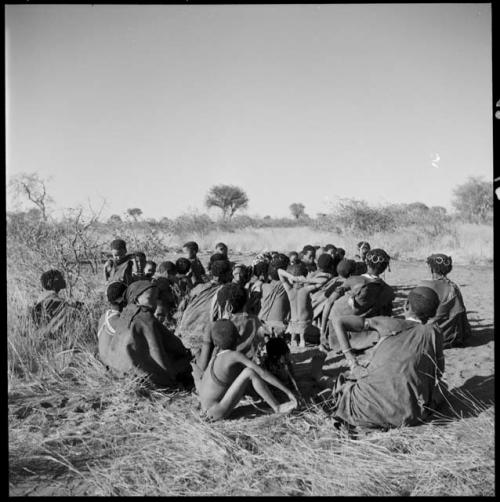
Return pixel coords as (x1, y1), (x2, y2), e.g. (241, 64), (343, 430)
(9, 172), (53, 221)
(205, 184), (249, 219)
(452, 177), (492, 223)
(126, 207), (143, 222)
(289, 202), (306, 219)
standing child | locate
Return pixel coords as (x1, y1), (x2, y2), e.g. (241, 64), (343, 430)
(196, 319), (298, 421)
(104, 239), (134, 285)
(131, 251), (147, 281)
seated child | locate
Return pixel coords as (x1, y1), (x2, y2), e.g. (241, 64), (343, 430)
(232, 263), (250, 287)
(261, 335), (295, 387)
(259, 254), (291, 337)
(246, 261), (270, 315)
(196, 319), (298, 421)
(312, 286), (445, 430)
(288, 251), (299, 266)
(183, 241), (207, 286)
(153, 261), (179, 326)
(97, 281), (127, 368)
(143, 260), (157, 280)
(324, 244), (337, 257)
(196, 283), (266, 372)
(354, 241), (371, 276)
(104, 238), (134, 285)
(321, 249), (395, 351)
(300, 245), (317, 274)
(108, 281), (193, 388)
(175, 257), (193, 304)
(418, 254), (472, 348)
(31, 270), (82, 336)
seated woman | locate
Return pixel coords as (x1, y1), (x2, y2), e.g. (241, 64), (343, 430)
(107, 280), (193, 388)
(197, 319), (298, 421)
(312, 286), (446, 430)
(418, 254), (472, 348)
(31, 269), (82, 337)
(320, 249), (395, 352)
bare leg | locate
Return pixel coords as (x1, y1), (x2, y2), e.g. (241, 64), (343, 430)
(206, 368), (293, 420)
(191, 361), (203, 394)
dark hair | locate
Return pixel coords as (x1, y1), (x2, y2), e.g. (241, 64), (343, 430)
(134, 251), (146, 261)
(357, 241), (371, 251)
(268, 253), (290, 280)
(175, 257), (191, 274)
(211, 319), (239, 350)
(287, 262), (308, 277)
(335, 248), (346, 259)
(408, 286), (440, 323)
(110, 238), (127, 252)
(40, 270), (64, 291)
(215, 242), (228, 253)
(253, 261), (269, 279)
(158, 261), (176, 274)
(336, 258), (357, 279)
(302, 245), (316, 255)
(211, 259), (231, 278)
(106, 281), (127, 305)
(324, 244), (337, 253)
(216, 283), (248, 313)
(289, 251), (299, 258)
(426, 254), (453, 276)
(365, 248), (391, 275)
(317, 253), (335, 273)
(183, 241), (199, 253)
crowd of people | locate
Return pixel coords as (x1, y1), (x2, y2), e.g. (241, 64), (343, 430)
(31, 237), (473, 430)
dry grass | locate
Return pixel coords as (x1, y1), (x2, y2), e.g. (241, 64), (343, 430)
(170, 223), (493, 265)
(7, 238), (495, 496)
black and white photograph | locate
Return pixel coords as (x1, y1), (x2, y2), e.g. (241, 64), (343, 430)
(6, 3), (494, 496)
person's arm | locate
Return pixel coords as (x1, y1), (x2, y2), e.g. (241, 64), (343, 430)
(197, 330), (214, 372)
(332, 315), (366, 366)
(231, 351), (297, 404)
(320, 289), (345, 334)
(103, 260), (112, 281)
(277, 269), (294, 291)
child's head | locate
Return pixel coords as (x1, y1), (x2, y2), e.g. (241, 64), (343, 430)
(207, 253), (227, 272)
(216, 283), (248, 314)
(287, 262), (308, 277)
(301, 245), (316, 264)
(211, 259), (232, 283)
(215, 242), (228, 258)
(357, 241), (371, 260)
(182, 241), (199, 259)
(232, 264), (249, 285)
(336, 258), (357, 279)
(40, 269), (66, 292)
(110, 238), (127, 260)
(211, 319), (239, 350)
(157, 261), (176, 276)
(175, 257), (192, 275)
(105, 281), (127, 309)
(252, 261), (269, 281)
(317, 253), (335, 274)
(406, 286), (440, 324)
(126, 280), (159, 310)
(324, 244), (337, 256)
(288, 251), (299, 265)
(144, 260), (157, 278)
(269, 254), (290, 280)
(426, 253), (452, 277)
(335, 247), (346, 260)
(365, 248), (390, 275)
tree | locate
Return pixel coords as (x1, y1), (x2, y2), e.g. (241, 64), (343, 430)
(108, 214), (122, 224)
(452, 177), (492, 223)
(205, 185), (249, 219)
(126, 207), (143, 222)
(9, 172), (53, 221)
(289, 203), (306, 219)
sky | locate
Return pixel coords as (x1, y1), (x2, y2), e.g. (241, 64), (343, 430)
(5, 4), (493, 219)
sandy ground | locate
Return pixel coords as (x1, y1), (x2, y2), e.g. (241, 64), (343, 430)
(9, 259), (494, 496)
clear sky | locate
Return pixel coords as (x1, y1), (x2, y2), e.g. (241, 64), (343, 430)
(5, 3), (492, 219)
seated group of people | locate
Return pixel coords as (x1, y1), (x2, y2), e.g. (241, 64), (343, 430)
(31, 237), (472, 430)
